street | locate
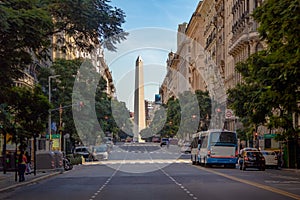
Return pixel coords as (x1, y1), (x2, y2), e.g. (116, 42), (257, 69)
(1, 143), (300, 200)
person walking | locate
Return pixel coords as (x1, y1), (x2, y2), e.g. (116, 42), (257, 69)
(25, 151), (32, 174)
(18, 151), (27, 182)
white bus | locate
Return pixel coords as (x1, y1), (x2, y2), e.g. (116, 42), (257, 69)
(191, 132), (202, 165)
(197, 129), (238, 168)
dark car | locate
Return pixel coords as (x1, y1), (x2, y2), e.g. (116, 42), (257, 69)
(239, 151), (265, 171)
(160, 138), (169, 147)
(73, 146), (93, 161)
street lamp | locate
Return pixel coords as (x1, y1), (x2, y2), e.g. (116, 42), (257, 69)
(48, 75), (60, 150)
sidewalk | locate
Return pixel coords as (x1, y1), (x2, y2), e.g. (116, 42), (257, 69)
(0, 170), (61, 193)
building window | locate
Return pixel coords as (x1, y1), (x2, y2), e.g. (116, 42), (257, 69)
(38, 139), (46, 150)
(256, 43), (264, 52)
(265, 138), (271, 149)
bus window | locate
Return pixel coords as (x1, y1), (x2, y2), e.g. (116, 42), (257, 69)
(201, 136), (208, 148)
(210, 132), (237, 145)
(197, 139), (202, 149)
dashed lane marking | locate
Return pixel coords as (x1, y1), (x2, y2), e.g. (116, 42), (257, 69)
(84, 159), (190, 165)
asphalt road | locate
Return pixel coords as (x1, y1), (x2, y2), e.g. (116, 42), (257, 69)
(1, 143), (299, 200)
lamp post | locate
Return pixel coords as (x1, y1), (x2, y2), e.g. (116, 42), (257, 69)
(48, 75), (60, 150)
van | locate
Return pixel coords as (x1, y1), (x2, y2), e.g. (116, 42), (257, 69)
(261, 150), (278, 169)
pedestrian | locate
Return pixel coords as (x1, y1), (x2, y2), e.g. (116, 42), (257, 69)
(25, 151), (32, 174)
(18, 151), (27, 182)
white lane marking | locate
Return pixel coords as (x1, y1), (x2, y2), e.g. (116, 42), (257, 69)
(84, 159), (190, 165)
(160, 168), (199, 199)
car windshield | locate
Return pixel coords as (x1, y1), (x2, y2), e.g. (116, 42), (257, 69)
(247, 152), (263, 157)
(94, 146), (107, 153)
(76, 148), (89, 153)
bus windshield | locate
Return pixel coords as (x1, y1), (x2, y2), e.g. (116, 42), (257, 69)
(210, 131), (237, 146)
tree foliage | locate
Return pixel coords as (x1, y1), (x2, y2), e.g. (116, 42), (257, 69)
(141, 90), (211, 140)
(227, 0), (300, 140)
(38, 58), (132, 146)
(0, 0), (127, 97)
(0, 85), (50, 149)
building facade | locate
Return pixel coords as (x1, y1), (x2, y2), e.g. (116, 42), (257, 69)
(159, 0), (284, 150)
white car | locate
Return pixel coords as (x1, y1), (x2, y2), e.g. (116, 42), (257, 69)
(91, 144), (109, 161)
(181, 142), (191, 154)
(261, 150), (278, 169)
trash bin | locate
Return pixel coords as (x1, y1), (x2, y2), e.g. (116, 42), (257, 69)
(36, 151), (55, 171)
(53, 151), (63, 169)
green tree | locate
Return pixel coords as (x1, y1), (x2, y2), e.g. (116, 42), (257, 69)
(0, 0), (127, 98)
(110, 99), (133, 139)
(195, 90), (211, 131)
(38, 58), (133, 146)
(0, 0), (53, 96)
(4, 86), (50, 150)
(228, 0), (300, 167)
(141, 91), (212, 140)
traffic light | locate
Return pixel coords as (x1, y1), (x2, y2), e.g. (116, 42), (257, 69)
(254, 132), (258, 141)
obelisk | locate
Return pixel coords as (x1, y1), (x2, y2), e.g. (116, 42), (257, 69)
(134, 56), (146, 142)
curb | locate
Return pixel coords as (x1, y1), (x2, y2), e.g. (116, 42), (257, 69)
(0, 171), (61, 193)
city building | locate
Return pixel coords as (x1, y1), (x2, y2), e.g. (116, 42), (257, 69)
(160, 0), (284, 150)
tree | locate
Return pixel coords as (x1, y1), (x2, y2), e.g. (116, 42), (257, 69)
(228, 0), (300, 167)
(38, 58), (133, 146)
(195, 90), (211, 131)
(8, 86), (50, 143)
(0, 0), (127, 98)
(0, 0), (53, 96)
(140, 90), (212, 140)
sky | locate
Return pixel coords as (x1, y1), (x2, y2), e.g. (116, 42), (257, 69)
(104, 0), (200, 111)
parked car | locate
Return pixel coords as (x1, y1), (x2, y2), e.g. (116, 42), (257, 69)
(238, 147), (259, 166)
(91, 144), (109, 161)
(180, 142), (191, 154)
(239, 150), (265, 171)
(152, 136), (161, 143)
(169, 138), (179, 145)
(261, 150), (278, 169)
(73, 146), (93, 161)
(160, 138), (169, 147)
(125, 137), (133, 143)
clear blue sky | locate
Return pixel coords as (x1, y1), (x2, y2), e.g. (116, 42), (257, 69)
(105, 0), (200, 111)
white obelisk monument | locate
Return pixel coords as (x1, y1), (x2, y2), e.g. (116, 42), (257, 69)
(134, 56), (146, 142)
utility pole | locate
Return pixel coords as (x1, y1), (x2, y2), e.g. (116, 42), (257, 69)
(48, 75), (60, 150)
